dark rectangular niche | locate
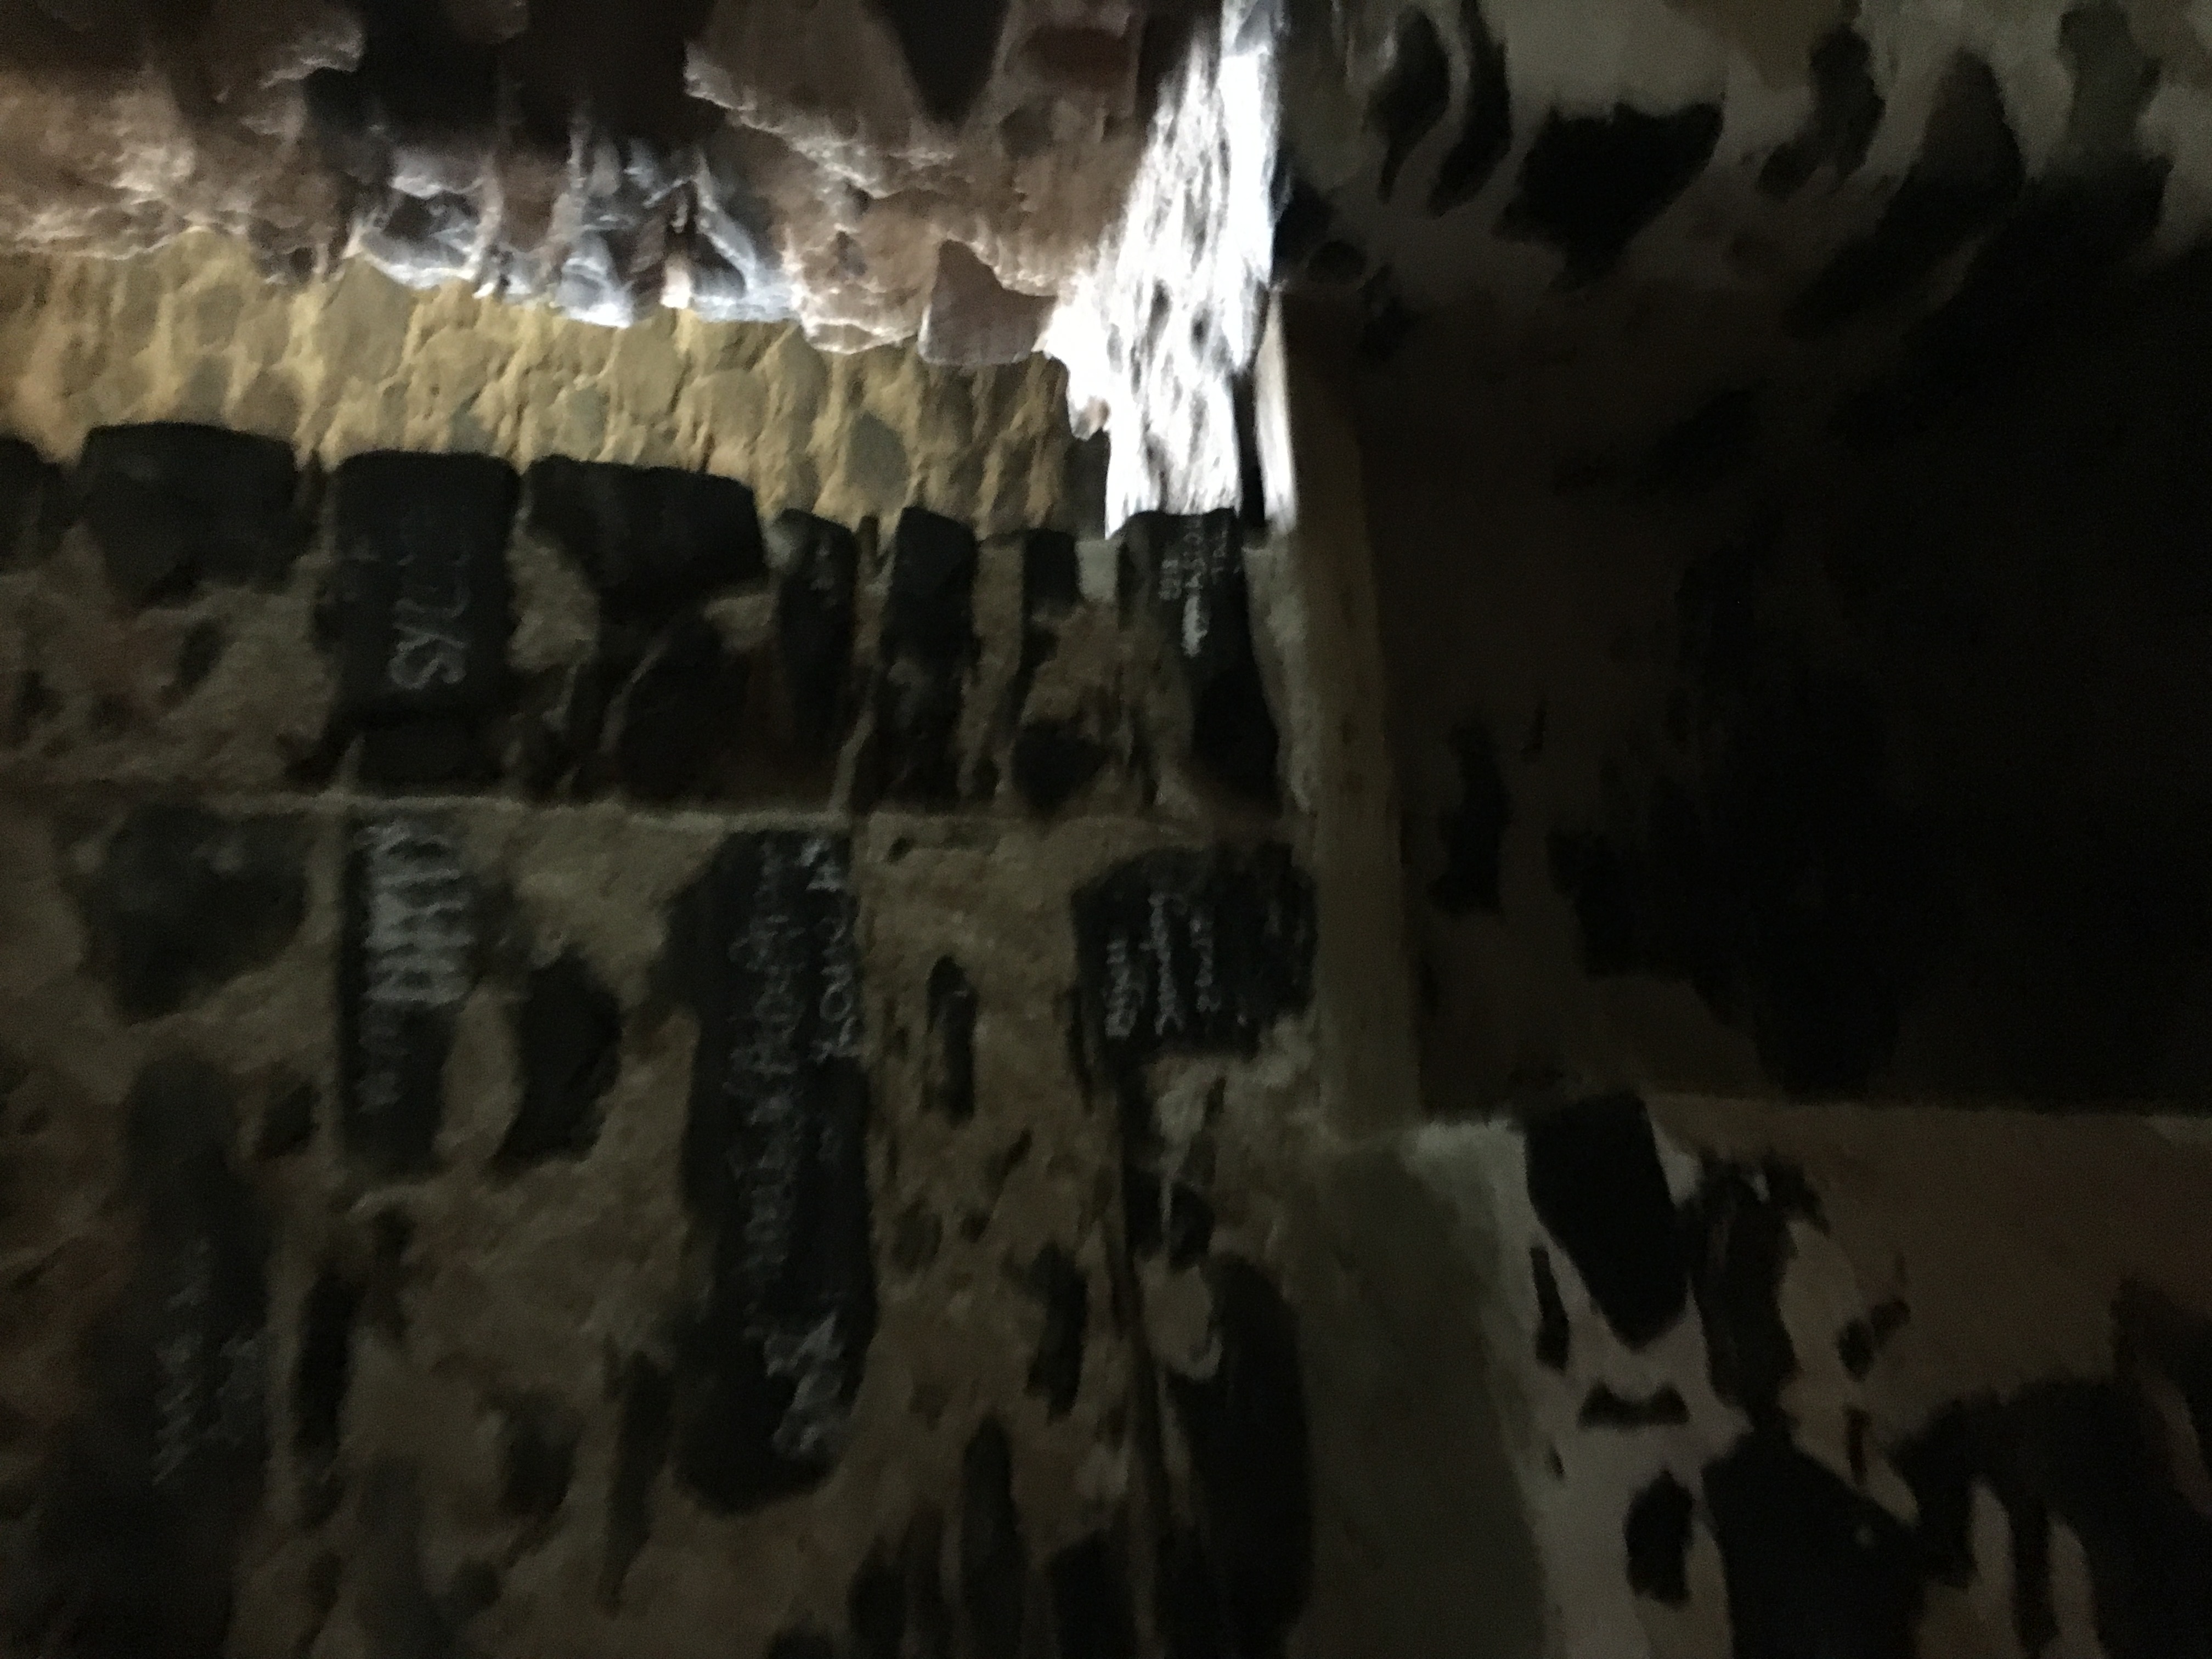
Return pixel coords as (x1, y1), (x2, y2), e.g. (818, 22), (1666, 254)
(30, 1059), (272, 1659)
(770, 511), (860, 763)
(663, 831), (876, 1512)
(856, 508), (980, 807)
(338, 814), (478, 1177)
(0, 436), (60, 568)
(526, 457), (766, 619)
(328, 451), (520, 789)
(523, 457), (779, 804)
(79, 422), (304, 606)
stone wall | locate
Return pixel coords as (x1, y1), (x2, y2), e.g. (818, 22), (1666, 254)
(0, 235), (1096, 538)
(0, 246), (1413, 1659)
(1283, 0), (2212, 1629)
(20, 30), (2212, 1649)
(0, 0), (1283, 526)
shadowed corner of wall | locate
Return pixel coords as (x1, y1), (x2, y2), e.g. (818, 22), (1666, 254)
(1289, 1137), (1548, 1659)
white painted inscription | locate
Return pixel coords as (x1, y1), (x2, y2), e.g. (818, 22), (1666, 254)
(759, 1311), (850, 1460)
(383, 528), (473, 695)
(1189, 905), (1222, 1020)
(720, 836), (860, 1297)
(1148, 890), (1186, 1039)
(1105, 935), (1143, 1041)
(1101, 886), (1216, 1047)
(151, 1238), (211, 1487)
(803, 835), (863, 1061)
(1156, 520), (1237, 659)
(359, 819), (473, 1009)
(353, 817), (472, 1131)
(150, 1239), (263, 1488)
(693, 831), (868, 1461)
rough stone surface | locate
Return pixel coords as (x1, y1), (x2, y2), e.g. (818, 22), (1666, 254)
(1377, 1097), (2212, 1659)
(15, 3), (2212, 1652)
(1342, 193), (2212, 1106)
(0, 236), (1084, 535)
(0, 0), (1286, 518)
(0, 423), (1280, 822)
(1288, 0), (2212, 1110)
(0, 253), (1335, 1659)
(1284, 0), (2212, 326)
(0, 785), (1336, 1657)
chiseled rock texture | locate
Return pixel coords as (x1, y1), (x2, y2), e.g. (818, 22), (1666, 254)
(0, 0), (1282, 522)
(1378, 1092), (2212, 1659)
(0, 235), (1096, 538)
(16, 1), (2212, 1652)
(0, 232), (1386, 1659)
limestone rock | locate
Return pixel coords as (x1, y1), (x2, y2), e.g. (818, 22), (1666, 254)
(0, 0), (1284, 519)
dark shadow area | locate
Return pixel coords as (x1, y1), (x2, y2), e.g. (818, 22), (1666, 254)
(1331, 200), (2212, 1104)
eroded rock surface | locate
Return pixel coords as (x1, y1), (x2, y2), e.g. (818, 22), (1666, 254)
(0, 0), (1283, 520)
(0, 354), (1325, 1656)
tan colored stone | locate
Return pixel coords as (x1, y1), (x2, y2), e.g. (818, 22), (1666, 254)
(0, 235), (1079, 537)
(919, 240), (1054, 366)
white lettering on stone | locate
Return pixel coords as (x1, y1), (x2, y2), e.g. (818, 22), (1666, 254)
(153, 1238), (212, 1487)
(1148, 891), (1185, 1038)
(1158, 521), (1234, 659)
(728, 847), (805, 1092)
(386, 549), (472, 694)
(707, 838), (865, 1300)
(358, 819), (473, 1013)
(732, 1089), (803, 1291)
(1189, 907), (1221, 1020)
(759, 1312), (849, 1460)
(716, 839), (861, 1293)
(1183, 588), (1208, 659)
(816, 918), (861, 1061)
(352, 818), (472, 1130)
(1104, 935), (1143, 1041)
(800, 835), (849, 895)
(799, 837), (862, 1061)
